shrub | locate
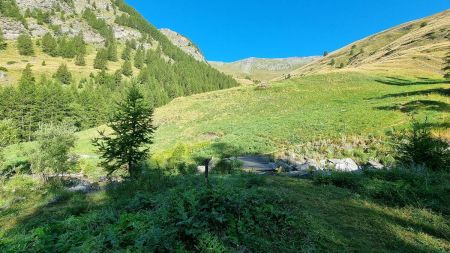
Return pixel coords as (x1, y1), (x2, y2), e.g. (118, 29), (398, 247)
(29, 124), (77, 179)
(390, 119), (449, 171)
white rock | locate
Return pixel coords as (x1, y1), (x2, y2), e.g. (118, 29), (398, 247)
(327, 158), (360, 172)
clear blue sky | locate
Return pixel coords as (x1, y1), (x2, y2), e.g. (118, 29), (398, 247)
(125, 0), (450, 62)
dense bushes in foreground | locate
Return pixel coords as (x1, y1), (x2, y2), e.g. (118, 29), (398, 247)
(0, 174), (309, 252)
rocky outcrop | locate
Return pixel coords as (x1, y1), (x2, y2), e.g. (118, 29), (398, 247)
(0, 17), (27, 40)
(113, 24), (142, 42)
(160, 28), (206, 62)
(16, 0), (73, 14)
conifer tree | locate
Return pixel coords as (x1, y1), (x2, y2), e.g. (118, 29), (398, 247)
(75, 52), (86, 66)
(54, 63), (72, 84)
(121, 44), (131, 60)
(134, 47), (144, 69)
(41, 32), (58, 56)
(121, 60), (133, 77)
(94, 49), (108, 70)
(93, 83), (156, 178)
(107, 41), (118, 62)
(17, 33), (34, 56)
(0, 28), (7, 50)
(17, 64), (37, 141)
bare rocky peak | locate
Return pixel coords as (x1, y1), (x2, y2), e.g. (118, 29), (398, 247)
(159, 28), (206, 63)
(211, 56), (322, 73)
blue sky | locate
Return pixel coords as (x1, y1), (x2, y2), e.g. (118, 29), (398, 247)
(125, 0), (450, 62)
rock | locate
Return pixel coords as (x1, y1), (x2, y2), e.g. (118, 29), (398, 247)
(197, 165), (206, 173)
(67, 181), (99, 193)
(159, 28), (206, 62)
(28, 20), (50, 37)
(0, 71), (8, 79)
(367, 160), (384, 169)
(276, 160), (294, 172)
(0, 17), (27, 40)
(326, 158), (360, 172)
(113, 24), (142, 42)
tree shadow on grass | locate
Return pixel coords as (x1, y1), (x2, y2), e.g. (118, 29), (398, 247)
(374, 88), (450, 100)
(376, 100), (450, 113)
(375, 77), (450, 86)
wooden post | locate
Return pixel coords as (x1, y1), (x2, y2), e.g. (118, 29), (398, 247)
(204, 158), (212, 185)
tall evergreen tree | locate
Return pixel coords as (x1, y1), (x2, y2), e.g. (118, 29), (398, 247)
(0, 28), (7, 50)
(54, 63), (72, 84)
(41, 32), (58, 56)
(75, 52), (86, 66)
(107, 41), (118, 62)
(17, 33), (34, 56)
(94, 49), (108, 70)
(121, 60), (133, 77)
(121, 44), (131, 60)
(93, 84), (156, 178)
(17, 64), (37, 141)
(134, 47), (144, 69)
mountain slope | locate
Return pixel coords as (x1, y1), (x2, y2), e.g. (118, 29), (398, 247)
(210, 56), (320, 83)
(291, 9), (450, 77)
(0, 0), (237, 90)
(159, 28), (206, 63)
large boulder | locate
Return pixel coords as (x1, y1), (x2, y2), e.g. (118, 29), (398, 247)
(326, 158), (360, 172)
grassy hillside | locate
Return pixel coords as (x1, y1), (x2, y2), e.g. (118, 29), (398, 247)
(210, 57), (320, 83)
(291, 10), (450, 77)
(151, 71), (449, 161)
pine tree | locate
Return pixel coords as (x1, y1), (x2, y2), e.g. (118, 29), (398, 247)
(107, 41), (118, 62)
(94, 49), (108, 70)
(17, 33), (34, 56)
(121, 60), (133, 76)
(121, 44), (131, 60)
(93, 84), (156, 178)
(134, 47), (144, 69)
(75, 52), (86, 66)
(54, 63), (72, 84)
(0, 28), (7, 50)
(73, 32), (86, 55)
(17, 64), (37, 141)
(41, 32), (58, 56)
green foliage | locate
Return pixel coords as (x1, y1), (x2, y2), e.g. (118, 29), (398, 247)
(42, 33), (58, 56)
(0, 0), (27, 27)
(106, 41), (118, 61)
(121, 43), (132, 60)
(314, 168), (450, 215)
(134, 46), (145, 69)
(390, 119), (449, 171)
(29, 123), (77, 178)
(0, 28), (7, 50)
(82, 8), (114, 42)
(0, 119), (18, 147)
(121, 60), (133, 77)
(75, 53), (86, 66)
(444, 53), (450, 79)
(17, 33), (34, 56)
(93, 84), (156, 178)
(94, 49), (108, 70)
(54, 63), (72, 84)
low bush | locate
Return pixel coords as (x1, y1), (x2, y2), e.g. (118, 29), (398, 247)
(390, 119), (449, 172)
(313, 168), (450, 214)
